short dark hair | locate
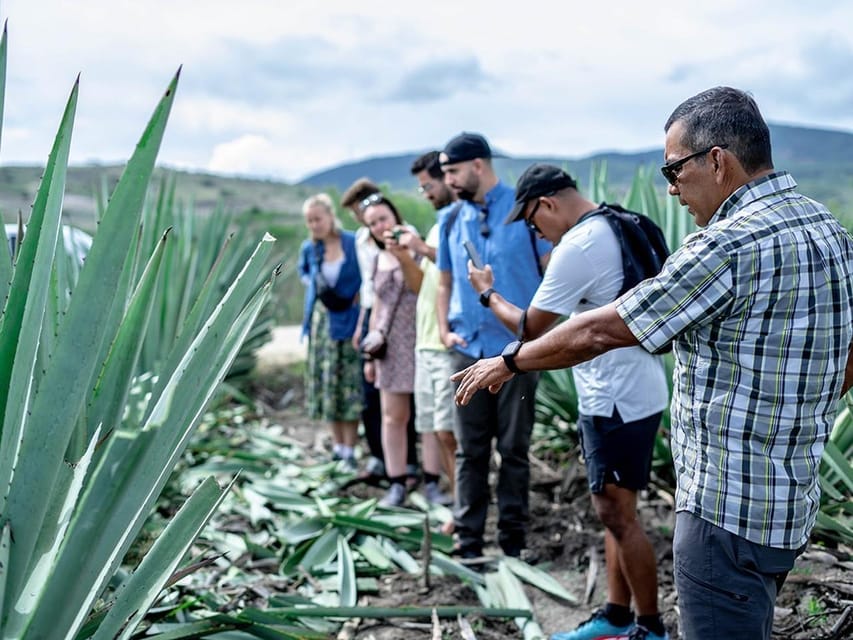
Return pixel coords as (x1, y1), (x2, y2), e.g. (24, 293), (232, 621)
(410, 151), (443, 180)
(665, 86), (773, 174)
(341, 177), (381, 208)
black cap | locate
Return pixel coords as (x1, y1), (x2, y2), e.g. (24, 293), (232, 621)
(505, 163), (577, 224)
(440, 132), (491, 165)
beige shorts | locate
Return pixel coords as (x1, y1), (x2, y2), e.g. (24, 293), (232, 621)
(414, 349), (457, 434)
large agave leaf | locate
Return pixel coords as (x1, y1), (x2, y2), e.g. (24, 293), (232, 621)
(92, 476), (231, 640)
(85, 230), (171, 448)
(25, 253), (275, 635)
(0, 22), (9, 305)
(0, 79), (76, 504)
(1, 74), (177, 634)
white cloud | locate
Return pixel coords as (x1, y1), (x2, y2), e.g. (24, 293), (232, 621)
(0, 0), (851, 182)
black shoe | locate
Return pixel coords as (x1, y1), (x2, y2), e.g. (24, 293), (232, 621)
(450, 544), (482, 560)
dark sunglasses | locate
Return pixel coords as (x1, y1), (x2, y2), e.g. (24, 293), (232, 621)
(479, 207), (490, 238)
(359, 192), (386, 212)
(525, 198), (543, 233)
(660, 144), (728, 186)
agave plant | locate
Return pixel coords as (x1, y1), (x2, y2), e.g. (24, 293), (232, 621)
(0, 21), (277, 639)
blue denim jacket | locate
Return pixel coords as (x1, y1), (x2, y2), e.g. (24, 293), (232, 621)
(299, 231), (361, 341)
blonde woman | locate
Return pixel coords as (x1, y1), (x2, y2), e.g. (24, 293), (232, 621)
(298, 194), (363, 470)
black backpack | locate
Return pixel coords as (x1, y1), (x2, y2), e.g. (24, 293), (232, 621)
(577, 202), (671, 296)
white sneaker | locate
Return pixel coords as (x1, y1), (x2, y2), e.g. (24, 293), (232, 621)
(379, 483), (406, 507)
(423, 481), (453, 506)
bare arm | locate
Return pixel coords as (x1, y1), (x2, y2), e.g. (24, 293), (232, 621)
(386, 235), (424, 294)
(437, 269), (466, 349)
(452, 302), (638, 404)
(397, 228), (436, 263)
(468, 263), (559, 340)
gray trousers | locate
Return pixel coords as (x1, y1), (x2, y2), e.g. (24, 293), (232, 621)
(674, 511), (801, 639)
(450, 352), (538, 554)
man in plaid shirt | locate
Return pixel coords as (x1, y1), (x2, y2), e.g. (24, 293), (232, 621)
(452, 87), (853, 640)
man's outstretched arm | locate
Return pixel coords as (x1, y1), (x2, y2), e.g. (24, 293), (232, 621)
(452, 302), (639, 404)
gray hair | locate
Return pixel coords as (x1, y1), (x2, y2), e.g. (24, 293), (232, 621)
(664, 86), (773, 174)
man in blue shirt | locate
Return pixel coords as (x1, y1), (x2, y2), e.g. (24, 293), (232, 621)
(437, 132), (550, 558)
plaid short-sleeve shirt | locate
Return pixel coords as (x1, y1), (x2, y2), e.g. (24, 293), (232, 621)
(617, 172), (853, 548)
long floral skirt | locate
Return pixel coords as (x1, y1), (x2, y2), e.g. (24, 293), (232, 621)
(305, 305), (363, 422)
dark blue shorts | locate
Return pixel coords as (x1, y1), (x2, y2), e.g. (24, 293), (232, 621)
(577, 408), (662, 494)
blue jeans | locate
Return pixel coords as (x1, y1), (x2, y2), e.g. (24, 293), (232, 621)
(673, 511), (802, 639)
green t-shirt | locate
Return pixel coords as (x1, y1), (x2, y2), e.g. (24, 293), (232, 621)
(415, 224), (446, 351)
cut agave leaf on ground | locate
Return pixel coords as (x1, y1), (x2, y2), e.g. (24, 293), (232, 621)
(503, 556), (578, 604)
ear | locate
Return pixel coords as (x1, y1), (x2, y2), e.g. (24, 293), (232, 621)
(711, 146), (729, 184)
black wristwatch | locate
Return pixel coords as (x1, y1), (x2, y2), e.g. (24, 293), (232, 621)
(501, 340), (525, 374)
(479, 287), (495, 307)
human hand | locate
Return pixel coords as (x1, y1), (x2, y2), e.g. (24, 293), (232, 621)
(450, 356), (514, 405)
(364, 360), (376, 383)
(441, 331), (467, 350)
(468, 263), (494, 294)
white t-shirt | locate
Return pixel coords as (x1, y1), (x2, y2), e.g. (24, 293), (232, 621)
(531, 215), (668, 422)
(355, 226), (379, 309)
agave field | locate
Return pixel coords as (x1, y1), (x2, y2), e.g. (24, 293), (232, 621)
(0, 11), (852, 639)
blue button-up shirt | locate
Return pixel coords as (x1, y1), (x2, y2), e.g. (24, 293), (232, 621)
(437, 181), (550, 358)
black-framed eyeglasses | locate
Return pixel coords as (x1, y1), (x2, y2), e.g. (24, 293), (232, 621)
(479, 207), (490, 238)
(660, 144), (728, 186)
(525, 198), (543, 233)
(359, 192), (385, 212)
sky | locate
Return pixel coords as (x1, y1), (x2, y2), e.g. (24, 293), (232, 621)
(2, 1), (852, 183)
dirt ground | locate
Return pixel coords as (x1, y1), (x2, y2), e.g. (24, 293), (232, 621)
(254, 328), (853, 640)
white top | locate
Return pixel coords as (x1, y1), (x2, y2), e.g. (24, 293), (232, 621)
(321, 256), (343, 287)
(531, 215), (668, 422)
(355, 226), (379, 309)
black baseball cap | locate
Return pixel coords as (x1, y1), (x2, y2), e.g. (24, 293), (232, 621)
(440, 132), (492, 165)
(505, 163), (577, 224)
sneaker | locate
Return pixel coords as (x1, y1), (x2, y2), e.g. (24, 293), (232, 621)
(338, 455), (358, 473)
(627, 625), (669, 640)
(423, 481), (453, 506)
(364, 456), (386, 477)
(379, 482), (406, 507)
(549, 609), (633, 640)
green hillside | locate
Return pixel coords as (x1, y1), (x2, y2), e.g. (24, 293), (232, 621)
(299, 123), (853, 213)
(0, 164), (315, 232)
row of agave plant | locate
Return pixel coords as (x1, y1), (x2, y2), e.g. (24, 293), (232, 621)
(0, 17), (279, 639)
(533, 162), (853, 545)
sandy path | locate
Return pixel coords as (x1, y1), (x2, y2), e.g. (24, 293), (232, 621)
(254, 325), (307, 373)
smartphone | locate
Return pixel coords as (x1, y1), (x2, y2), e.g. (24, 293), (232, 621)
(463, 240), (484, 269)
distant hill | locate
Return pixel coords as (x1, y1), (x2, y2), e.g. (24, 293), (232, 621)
(0, 164), (316, 232)
(1, 123), (851, 233)
(299, 123), (853, 211)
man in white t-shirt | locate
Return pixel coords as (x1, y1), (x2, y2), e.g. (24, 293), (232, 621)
(467, 164), (670, 640)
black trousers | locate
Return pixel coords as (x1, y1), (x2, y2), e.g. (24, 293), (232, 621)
(451, 352), (538, 553)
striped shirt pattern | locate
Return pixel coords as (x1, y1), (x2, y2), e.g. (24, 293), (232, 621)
(616, 172), (853, 548)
